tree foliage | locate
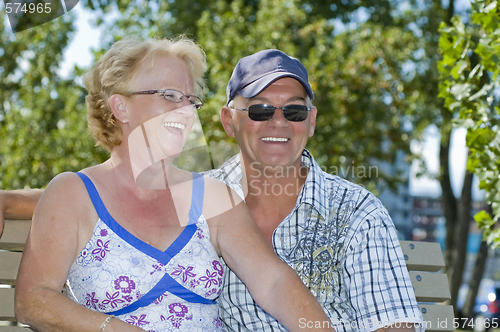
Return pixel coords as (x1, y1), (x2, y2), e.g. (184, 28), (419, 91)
(195, 0), (437, 193)
(0, 12), (108, 189)
(1, 0), (439, 193)
(438, 0), (500, 248)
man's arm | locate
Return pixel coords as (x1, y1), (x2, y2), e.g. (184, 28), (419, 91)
(344, 192), (423, 332)
(0, 189), (43, 238)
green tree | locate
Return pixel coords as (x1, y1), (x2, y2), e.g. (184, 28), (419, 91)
(196, 0), (433, 193)
(438, 0), (500, 248)
(438, 0), (500, 319)
(77, 0), (432, 192)
(0, 12), (108, 189)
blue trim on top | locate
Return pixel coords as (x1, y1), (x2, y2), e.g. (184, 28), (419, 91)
(188, 172), (204, 225)
(105, 271), (216, 316)
(75, 172), (114, 222)
(74, 172), (202, 265)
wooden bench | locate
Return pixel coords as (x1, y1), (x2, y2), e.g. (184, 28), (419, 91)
(0, 219), (31, 331)
(400, 240), (455, 332)
(0, 220), (455, 331)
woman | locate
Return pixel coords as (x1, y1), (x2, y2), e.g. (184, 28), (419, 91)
(14, 37), (334, 331)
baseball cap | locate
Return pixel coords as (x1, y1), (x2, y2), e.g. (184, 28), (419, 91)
(226, 49), (314, 105)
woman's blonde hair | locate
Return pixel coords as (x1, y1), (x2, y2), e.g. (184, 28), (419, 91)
(83, 36), (206, 151)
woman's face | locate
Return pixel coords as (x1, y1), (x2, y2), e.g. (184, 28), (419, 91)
(125, 55), (197, 158)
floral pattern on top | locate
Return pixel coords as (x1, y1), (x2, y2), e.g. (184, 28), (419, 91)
(66, 214), (226, 332)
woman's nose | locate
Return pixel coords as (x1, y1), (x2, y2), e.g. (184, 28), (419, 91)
(174, 104), (195, 117)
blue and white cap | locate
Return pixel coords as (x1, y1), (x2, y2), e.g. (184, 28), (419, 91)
(226, 49), (314, 105)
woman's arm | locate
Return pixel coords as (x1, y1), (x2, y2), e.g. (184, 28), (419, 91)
(0, 189), (43, 238)
(204, 180), (334, 332)
(14, 173), (144, 332)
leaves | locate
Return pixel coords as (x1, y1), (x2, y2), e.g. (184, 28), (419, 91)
(450, 83), (472, 100)
(196, 0), (441, 192)
(0, 0), (479, 200)
(438, 0), (500, 247)
(0, 12), (108, 189)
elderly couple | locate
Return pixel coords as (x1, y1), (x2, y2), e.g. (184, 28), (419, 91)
(0, 36), (423, 332)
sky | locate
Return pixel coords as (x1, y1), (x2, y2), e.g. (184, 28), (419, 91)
(57, 2), (484, 201)
(410, 125), (484, 200)
(57, 4), (100, 78)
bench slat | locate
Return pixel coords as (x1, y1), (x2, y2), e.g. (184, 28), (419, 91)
(410, 271), (451, 302)
(0, 243), (24, 252)
(0, 288), (15, 321)
(400, 240), (445, 272)
(0, 220), (30, 245)
(418, 304), (455, 332)
(0, 252), (21, 286)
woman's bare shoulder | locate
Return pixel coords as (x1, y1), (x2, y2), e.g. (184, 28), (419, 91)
(44, 171), (85, 192)
(201, 175), (244, 221)
(37, 172), (89, 212)
(37, 167), (107, 225)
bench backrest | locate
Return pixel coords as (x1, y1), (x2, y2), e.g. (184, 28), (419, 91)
(400, 240), (455, 332)
(0, 220), (30, 331)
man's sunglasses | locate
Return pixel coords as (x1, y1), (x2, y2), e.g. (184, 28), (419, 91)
(230, 104), (312, 122)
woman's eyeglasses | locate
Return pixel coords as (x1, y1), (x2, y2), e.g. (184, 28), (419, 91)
(131, 89), (203, 110)
(230, 104), (311, 122)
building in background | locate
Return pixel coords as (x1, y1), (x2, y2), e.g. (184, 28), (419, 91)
(378, 180), (413, 240)
(411, 196), (446, 245)
(376, 149), (414, 240)
(411, 197), (489, 250)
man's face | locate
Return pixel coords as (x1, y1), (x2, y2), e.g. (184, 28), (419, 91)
(221, 77), (317, 172)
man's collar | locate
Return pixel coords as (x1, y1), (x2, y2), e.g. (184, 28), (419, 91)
(209, 153), (243, 185)
(297, 149), (330, 221)
(208, 149), (330, 220)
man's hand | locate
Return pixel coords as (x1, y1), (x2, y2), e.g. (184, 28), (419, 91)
(0, 189), (43, 239)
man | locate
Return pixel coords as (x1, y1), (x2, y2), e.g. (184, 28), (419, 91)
(210, 49), (423, 332)
(1, 49), (422, 332)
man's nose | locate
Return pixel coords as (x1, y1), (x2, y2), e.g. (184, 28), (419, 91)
(267, 108), (288, 127)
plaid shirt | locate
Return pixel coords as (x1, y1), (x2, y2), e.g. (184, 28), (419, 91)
(205, 150), (423, 332)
